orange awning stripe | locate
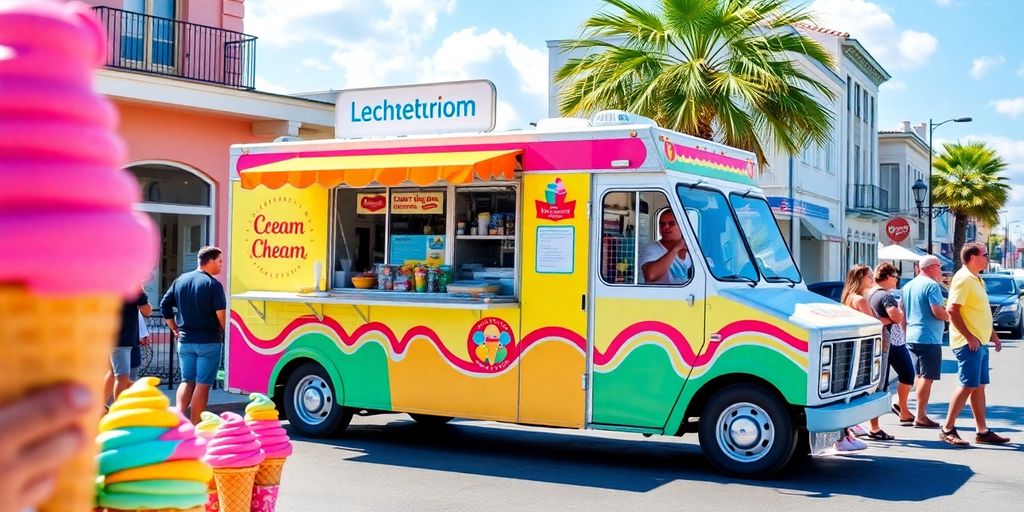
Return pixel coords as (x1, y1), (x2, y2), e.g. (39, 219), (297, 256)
(239, 150), (521, 189)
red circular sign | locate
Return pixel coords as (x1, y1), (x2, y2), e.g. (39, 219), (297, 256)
(886, 217), (910, 243)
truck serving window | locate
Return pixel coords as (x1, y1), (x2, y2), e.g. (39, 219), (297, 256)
(729, 194), (802, 284)
(599, 190), (688, 286)
(675, 186), (758, 283)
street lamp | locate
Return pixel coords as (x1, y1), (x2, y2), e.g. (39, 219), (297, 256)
(925, 116), (972, 254)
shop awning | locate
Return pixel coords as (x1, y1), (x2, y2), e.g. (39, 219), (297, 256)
(239, 149), (521, 189)
(800, 216), (843, 243)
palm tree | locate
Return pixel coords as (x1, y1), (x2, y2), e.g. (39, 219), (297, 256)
(554, 0), (836, 166)
(930, 141), (1010, 270)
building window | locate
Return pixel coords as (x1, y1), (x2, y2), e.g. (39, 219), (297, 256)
(854, 83), (861, 118)
(880, 163), (900, 211)
(847, 77), (852, 111)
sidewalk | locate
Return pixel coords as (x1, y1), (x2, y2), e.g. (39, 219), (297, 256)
(160, 387), (248, 415)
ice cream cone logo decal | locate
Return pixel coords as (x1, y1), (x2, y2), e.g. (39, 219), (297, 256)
(468, 318), (516, 371)
(535, 177), (576, 221)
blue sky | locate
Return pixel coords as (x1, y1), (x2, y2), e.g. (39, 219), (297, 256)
(245, 0), (1024, 240)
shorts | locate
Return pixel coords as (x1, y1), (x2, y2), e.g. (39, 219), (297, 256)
(907, 343), (942, 380)
(887, 344), (915, 386)
(110, 346), (132, 376)
(129, 345), (141, 381)
(178, 342), (222, 386)
(953, 344), (990, 388)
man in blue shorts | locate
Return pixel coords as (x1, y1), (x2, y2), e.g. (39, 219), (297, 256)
(161, 246), (226, 424)
(940, 243), (1009, 446)
(901, 255), (949, 427)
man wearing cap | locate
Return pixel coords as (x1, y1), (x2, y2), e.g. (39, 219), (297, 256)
(901, 254), (949, 428)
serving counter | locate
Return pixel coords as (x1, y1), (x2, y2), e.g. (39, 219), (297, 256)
(232, 290), (519, 322)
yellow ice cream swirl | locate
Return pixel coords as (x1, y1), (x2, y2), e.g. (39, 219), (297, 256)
(244, 393), (280, 421)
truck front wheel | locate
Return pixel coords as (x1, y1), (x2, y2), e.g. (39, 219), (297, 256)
(698, 384), (796, 478)
(283, 362), (352, 438)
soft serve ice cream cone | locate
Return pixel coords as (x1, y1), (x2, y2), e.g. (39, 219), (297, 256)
(95, 378), (213, 512)
(245, 394), (293, 512)
(195, 412), (223, 511)
(202, 413), (265, 512)
(0, 2), (158, 511)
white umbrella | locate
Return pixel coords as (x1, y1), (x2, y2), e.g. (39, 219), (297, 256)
(878, 243), (923, 262)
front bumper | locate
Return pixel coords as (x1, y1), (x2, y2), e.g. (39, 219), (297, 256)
(805, 389), (892, 433)
(993, 309), (1021, 329)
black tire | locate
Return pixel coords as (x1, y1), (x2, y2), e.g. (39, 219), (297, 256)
(283, 362), (352, 438)
(409, 413), (454, 426)
(698, 384), (797, 478)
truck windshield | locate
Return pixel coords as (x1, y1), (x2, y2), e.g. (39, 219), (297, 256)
(676, 185), (759, 283)
(729, 194), (802, 284)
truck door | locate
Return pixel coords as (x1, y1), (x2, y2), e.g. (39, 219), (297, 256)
(588, 174), (707, 429)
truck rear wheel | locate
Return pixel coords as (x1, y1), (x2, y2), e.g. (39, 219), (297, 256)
(283, 362), (352, 438)
(698, 384), (796, 478)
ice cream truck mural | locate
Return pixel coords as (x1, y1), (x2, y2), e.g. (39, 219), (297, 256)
(225, 81), (888, 477)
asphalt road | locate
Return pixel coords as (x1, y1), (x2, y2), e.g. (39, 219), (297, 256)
(275, 337), (1023, 512)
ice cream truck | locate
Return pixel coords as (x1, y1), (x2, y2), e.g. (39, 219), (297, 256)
(225, 81), (889, 477)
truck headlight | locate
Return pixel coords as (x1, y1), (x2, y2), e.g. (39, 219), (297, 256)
(821, 345), (832, 366)
(819, 370), (831, 393)
(999, 302), (1019, 314)
(873, 337), (881, 356)
(872, 359), (881, 381)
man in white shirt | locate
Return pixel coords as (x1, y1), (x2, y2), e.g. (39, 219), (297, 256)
(640, 210), (693, 284)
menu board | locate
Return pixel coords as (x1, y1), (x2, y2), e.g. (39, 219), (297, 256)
(390, 235), (446, 265)
(535, 226), (574, 274)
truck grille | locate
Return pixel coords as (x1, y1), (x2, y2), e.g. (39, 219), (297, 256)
(829, 341), (856, 394)
(822, 336), (878, 397)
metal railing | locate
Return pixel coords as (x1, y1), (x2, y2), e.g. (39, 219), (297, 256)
(848, 184), (890, 213)
(140, 312), (225, 390)
(92, 7), (257, 90)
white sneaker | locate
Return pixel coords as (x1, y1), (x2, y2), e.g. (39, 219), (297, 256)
(849, 424), (868, 437)
(848, 436), (867, 450)
(834, 435), (867, 452)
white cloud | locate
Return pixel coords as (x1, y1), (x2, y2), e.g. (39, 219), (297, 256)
(880, 79), (906, 91)
(245, 0), (352, 47)
(970, 55), (1005, 79)
(300, 58), (331, 71)
(1017, 66), (1024, 77)
(255, 76), (289, 94)
(417, 28), (547, 97)
(991, 97), (1024, 118)
(809, 0), (938, 70)
(494, 101), (519, 131)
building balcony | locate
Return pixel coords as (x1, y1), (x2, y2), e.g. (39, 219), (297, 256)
(92, 7), (257, 90)
(846, 184), (891, 220)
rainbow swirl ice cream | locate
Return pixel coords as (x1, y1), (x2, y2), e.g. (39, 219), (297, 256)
(195, 410), (224, 440)
(95, 377), (213, 511)
(0, 0), (157, 295)
(203, 412), (266, 469)
(244, 394), (293, 460)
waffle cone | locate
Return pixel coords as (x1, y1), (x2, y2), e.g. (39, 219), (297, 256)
(213, 466), (258, 512)
(254, 458), (286, 486)
(0, 286), (120, 512)
(104, 508), (205, 512)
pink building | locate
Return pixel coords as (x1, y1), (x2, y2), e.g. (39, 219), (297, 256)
(81, 1), (333, 301)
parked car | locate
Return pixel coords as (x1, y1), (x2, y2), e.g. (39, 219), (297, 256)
(806, 281), (843, 303)
(982, 275), (1024, 339)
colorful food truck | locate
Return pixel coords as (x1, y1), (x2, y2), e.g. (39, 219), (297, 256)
(226, 84), (888, 476)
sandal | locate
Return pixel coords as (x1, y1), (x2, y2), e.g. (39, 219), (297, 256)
(891, 403), (901, 415)
(898, 415), (916, 425)
(940, 428), (970, 447)
(914, 417), (941, 428)
(867, 429), (895, 441)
